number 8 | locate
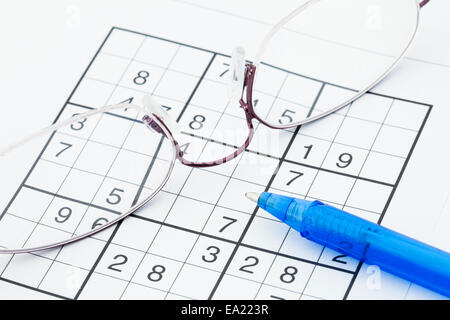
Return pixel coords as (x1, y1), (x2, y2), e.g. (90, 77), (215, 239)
(189, 115), (205, 130)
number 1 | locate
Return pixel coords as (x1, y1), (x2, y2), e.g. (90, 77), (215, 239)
(303, 144), (313, 160)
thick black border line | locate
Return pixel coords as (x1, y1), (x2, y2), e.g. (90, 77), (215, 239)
(0, 27), (116, 300)
(343, 103), (433, 300)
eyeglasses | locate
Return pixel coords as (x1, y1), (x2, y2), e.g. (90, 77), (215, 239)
(0, 0), (431, 254)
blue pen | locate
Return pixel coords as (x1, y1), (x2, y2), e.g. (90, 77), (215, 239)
(245, 192), (450, 298)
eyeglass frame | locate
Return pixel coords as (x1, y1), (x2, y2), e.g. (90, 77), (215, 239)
(152, 0), (431, 168)
(0, 0), (432, 254)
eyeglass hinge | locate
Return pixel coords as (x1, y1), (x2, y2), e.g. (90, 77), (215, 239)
(142, 115), (166, 136)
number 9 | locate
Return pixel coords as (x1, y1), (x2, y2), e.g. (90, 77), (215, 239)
(336, 153), (353, 169)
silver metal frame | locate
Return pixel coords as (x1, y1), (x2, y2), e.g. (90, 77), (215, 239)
(252, 0), (421, 129)
(0, 105), (178, 254)
(0, 0), (425, 254)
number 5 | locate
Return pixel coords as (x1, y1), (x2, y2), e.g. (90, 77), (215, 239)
(107, 188), (124, 205)
(279, 109), (296, 124)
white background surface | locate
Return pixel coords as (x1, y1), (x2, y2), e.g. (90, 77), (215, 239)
(0, 0), (449, 299)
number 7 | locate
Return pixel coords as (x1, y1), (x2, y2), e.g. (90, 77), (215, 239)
(286, 170), (304, 186)
(219, 62), (230, 77)
(219, 216), (237, 232)
(56, 142), (73, 157)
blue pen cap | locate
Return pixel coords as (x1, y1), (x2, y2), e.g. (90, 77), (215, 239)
(255, 192), (450, 297)
(257, 193), (313, 227)
(258, 192), (291, 221)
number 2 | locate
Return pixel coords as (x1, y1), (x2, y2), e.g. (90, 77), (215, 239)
(332, 255), (348, 265)
(239, 256), (259, 274)
(108, 255), (128, 272)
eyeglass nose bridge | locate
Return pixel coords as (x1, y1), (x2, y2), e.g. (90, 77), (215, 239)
(142, 114), (165, 136)
(239, 65), (253, 112)
(240, 63), (261, 126)
(241, 63), (298, 130)
(143, 64), (259, 169)
(142, 114), (185, 161)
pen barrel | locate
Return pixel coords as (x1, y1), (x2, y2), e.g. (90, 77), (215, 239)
(296, 203), (450, 297)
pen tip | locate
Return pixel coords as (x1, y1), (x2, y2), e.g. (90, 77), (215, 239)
(245, 192), (260, 203)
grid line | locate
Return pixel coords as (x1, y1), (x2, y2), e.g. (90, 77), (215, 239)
(0, 27), (432, 300)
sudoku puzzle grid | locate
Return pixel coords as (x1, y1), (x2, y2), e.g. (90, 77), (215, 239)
(0, 27), (431, 300)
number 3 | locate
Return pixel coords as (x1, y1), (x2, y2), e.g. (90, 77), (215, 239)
(202, 246), (220, 263)
(71, 114), (86, 131)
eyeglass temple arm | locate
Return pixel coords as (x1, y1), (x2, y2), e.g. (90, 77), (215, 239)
(420, 0), (431, 8)
(0, 104), (147, 157)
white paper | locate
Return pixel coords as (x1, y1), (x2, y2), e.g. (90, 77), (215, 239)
(0, 0), (449, 300)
